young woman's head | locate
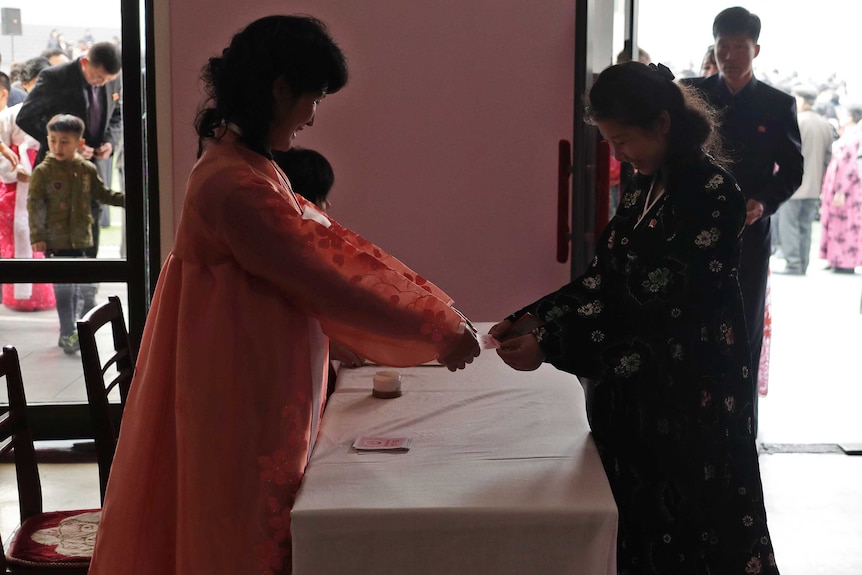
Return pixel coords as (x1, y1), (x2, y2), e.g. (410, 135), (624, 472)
(272, 147), (335, 210)
(585, 61), (722, 176)
(195, 15), (348, 157)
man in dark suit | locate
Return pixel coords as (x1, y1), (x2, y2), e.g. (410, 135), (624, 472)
(683, 7), (803, 435)
(16, 42), (123, 321)
(17, 41), (122, 261)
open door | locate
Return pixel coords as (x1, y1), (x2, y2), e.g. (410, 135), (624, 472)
(570, 0), (638, 277)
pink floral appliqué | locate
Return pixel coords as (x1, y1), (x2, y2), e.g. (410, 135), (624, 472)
(300, 233), (316, 258)
(254, 538), (289, 575)
(259, 449), (294, 485)
(266, 504), (292, 542)
(420, 308), (448, 342)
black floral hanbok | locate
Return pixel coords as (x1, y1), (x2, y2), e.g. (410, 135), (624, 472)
(510, 156), (779, 574)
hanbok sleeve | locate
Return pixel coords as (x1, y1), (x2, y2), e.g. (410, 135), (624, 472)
(509, 169), (747, 379)
(205, 175), (465, 367)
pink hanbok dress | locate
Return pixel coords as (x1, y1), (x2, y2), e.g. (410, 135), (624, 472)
(820, 130), (862, 269)
(0, 118), (55, 311)
(89, 131), (468, 575)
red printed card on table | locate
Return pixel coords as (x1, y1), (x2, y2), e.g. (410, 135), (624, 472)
(353, 436), (413, 452)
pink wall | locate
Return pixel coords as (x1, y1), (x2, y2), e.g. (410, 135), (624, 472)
(169, 1), (575, 320)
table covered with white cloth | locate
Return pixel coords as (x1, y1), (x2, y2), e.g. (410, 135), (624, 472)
(291, 324), (618, 575)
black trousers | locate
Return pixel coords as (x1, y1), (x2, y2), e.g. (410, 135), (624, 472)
(45, 249), (97, 337)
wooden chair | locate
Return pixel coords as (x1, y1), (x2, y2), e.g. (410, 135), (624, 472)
(76, 295), (136, 505)
(0, 345), (99, 573)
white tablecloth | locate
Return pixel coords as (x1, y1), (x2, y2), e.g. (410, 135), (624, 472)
(291, 325), (618, 575)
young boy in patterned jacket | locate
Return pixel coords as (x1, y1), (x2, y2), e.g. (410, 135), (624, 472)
(28, 114), (124, 353)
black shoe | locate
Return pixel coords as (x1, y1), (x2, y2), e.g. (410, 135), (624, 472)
(834, 267), (856, 274)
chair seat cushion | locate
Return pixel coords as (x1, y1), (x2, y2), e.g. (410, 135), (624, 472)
(5, 509), (101, 568)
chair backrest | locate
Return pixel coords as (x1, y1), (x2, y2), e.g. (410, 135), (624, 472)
(77, 296), (136, 504)
(0, 346), (44, 559)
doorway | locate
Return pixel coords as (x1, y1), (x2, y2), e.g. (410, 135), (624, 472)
(0, 0), (160, 439)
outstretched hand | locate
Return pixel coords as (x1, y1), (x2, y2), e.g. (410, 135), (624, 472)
(489, 320), (545, 371)
(440, 328), (480, 372)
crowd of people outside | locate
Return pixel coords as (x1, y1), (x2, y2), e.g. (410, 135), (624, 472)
(633, 39), (862, 280)
(0, 28), (124, 354)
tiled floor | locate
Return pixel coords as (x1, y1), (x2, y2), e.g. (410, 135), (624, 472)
(0, 225), (860, 572)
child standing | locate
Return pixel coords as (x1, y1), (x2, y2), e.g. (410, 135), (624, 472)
(28, 114), (124, 354)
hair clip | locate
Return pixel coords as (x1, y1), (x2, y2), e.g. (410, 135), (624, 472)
(649, 62), (676, 82)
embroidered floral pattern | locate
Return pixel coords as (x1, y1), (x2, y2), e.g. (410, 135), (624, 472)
(705, 174), (725, 189)
(695, 227), (721, 248)
(255, 394), (308, 574)
(515, 157), (777, 573)
(583, 275), (602, 290)
(745, 556), (763, 574)
(420, 308), (448, 342)
(614, 353), (641, 375)
(642, 267), (671, 293)
(259, 449), (295, 485)
(254, 539), (289, 575)
(724, 396), (736, 412)
(720, 324), (734, 345)
(622, 189), (641, 208)
(546, 305), (570, 320)
(577, 301), (604, 316)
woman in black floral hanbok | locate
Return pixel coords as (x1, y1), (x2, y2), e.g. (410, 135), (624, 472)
(491, 62), (779, 574)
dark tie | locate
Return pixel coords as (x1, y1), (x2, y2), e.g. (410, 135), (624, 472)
(88, 85), (102, 144)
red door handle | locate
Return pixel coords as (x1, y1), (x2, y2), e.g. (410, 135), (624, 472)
(595, 139), (611, 236)
(557, 140), (571, 263)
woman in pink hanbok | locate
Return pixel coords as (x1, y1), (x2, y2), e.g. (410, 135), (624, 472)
(89, 15), (479, 575)
(820, 122), (862, 273)
(0, 56), (55, 311)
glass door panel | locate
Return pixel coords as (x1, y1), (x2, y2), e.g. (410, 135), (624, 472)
(0, 0), (158, 439)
